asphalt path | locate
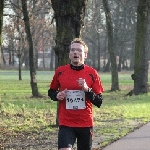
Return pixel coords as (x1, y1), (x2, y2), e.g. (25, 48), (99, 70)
(103, 122), (150, 150)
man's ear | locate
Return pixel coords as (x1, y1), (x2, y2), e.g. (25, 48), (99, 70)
(84, 53), (88, 58)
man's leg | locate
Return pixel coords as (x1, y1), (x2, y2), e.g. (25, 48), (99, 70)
(76, 127), (93, 150)
(58, 126), (76, 150)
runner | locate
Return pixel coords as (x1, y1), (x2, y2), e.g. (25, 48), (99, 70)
(48, 38), (104, 150)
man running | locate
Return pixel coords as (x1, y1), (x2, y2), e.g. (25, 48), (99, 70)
(48, 38), (104, 150)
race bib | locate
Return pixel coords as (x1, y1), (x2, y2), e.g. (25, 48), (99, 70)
(66, 90), (86, 110)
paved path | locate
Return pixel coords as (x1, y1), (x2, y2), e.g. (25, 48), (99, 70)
(102, 122), (150, 150)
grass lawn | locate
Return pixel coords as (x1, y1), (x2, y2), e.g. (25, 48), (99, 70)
(0, 70), (150, 149)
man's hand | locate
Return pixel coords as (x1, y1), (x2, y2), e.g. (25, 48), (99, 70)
(77, 78), (89, 92)
(56, 89), (67, 101)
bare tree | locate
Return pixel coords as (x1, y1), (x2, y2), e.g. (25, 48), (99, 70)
(133, 0), (150, 95)
(103, 0), (119, 91)
(21, 0), (40, 97)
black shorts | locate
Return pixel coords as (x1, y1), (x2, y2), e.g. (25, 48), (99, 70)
(58, 126), (93, 150)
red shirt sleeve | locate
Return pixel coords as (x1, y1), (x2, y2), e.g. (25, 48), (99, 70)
(50, 69), (60, 90)
(91, 70), (104, 94)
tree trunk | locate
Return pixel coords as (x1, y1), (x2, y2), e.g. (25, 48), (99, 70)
(0, 0), (4, 69)
(103, 57), (110, 72)
(21, 0), (40, 97)
(16, 6), (22, 80)
(103, 0), (119, 91)
(97, 33), (101, 71)
(133, 0), (149, 95)
(1, 48), (6, 65)
(18, 55), (22, 80)
(50, 48), (55, 70)
(51, 0), (88, 126)
(51, 0), (88, 66)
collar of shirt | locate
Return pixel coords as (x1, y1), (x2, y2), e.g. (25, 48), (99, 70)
(70, 64), (84, 71)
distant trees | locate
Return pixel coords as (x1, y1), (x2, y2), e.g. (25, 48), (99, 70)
(2, 0), (140, 72)
(1, 0), (149, 95)
(82, 0), (105, 71)
(2, 0), (55, 70)
(2, 0), (55, 96)
(82, 0), (138, 72)
(111, 0), (137, 72)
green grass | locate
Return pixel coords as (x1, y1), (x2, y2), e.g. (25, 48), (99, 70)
(0, 70), (150, 149)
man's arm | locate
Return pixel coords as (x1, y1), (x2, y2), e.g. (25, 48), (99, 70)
(48, 88), (66, 101)
(85, 89), (103, 108)
(48, 88), (59, 101)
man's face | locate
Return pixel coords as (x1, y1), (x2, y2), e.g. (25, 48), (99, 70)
(69, 43), (87, 66)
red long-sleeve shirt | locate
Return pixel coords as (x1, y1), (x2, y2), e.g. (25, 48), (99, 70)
(50, 64), (104, 127)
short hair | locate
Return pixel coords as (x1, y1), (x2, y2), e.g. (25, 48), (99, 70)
(71, 38), (88, 53)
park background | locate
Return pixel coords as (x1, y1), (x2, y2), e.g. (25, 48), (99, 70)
(0, 0), (150, 149)
(0, 70), (150, 149)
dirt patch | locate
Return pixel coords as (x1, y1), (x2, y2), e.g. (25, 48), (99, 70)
(1, 121), (144, 150)
(0, 126), (103, 150)
(0, 127), (58, 150)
